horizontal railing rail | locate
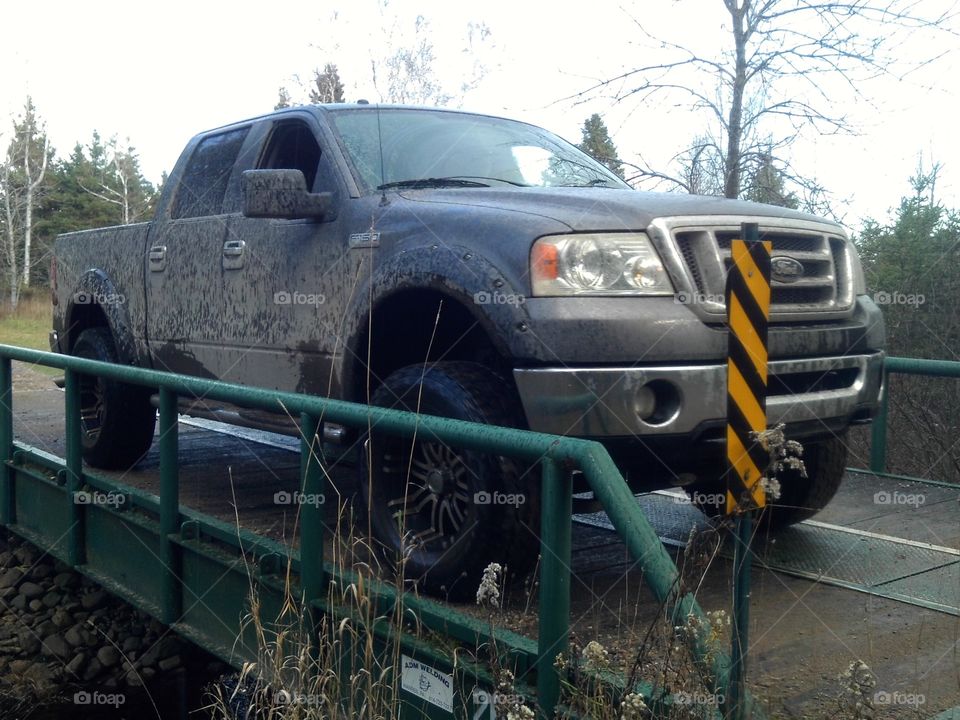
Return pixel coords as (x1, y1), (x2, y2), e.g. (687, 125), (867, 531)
(0, 344), (741, 718)
(869, 356), (960, 476)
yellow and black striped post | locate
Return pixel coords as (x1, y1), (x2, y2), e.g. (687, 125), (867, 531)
(725, 222), (771, 720)
(725, 223), (772, 515)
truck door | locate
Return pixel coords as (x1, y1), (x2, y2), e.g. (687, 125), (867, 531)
(145, 126), (251, 378)
(220, 116), (352, 397)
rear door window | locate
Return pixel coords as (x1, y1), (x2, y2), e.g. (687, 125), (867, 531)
(172, 127), (249, 219)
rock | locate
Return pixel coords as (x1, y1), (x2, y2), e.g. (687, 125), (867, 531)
(156, 636), (181, 658)
(16, 629), (39, 655)
(41, 634), (71, 659)
(0, 550), (14, 567)
(35, 620), (56, 638)
(41, 591), (61, 608)
(158, 654), (181, 671)
(82, 657), (102, 682)
(80, 590), (107, 611)
(53, 572), (76, 590)
(51, 609), (71, 628)
(0, 586), (16, 600)
(10, 594), (26, 611)
(64, 626), (84, 647)
(65, 653), (86, 676)
(126, 669), (143, 686)
(142, 667), (156, 680)
(24, 662), (54, 684)
(121, 636), (141, 653)
(18, 582), (44, 600)
(96, 645), (120, 668)
(73, 611), (89, 622)
(138, 644), (160, 667)
(9, 659), (31, 674)
(30, 563), (53, 580)
(0, 568), (23, 589)
(13, 546), (37, 565)
(28, 599), (43, 612)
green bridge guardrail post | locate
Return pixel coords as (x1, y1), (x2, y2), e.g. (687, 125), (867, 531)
(64, 369), (85, 567)
(300, 413), (325, 638)
(537, 458), (571, 719)
(870, 366), (889, 474)
(0, 357), (13, 524)
(159, 388), (182, 624)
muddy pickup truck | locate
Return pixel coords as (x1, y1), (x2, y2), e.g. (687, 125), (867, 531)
(51, 104), (884, 597)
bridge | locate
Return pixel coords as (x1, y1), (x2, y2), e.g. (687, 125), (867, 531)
(1, 345), (958, 719)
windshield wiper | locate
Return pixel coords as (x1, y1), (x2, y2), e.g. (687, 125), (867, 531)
(376, 177), (491, 190)
(561, 178), (617, 188)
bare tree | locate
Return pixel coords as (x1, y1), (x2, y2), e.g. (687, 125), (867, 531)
(0, 98), (51, 306)
(308, 63), (346, 104)
(570, 1), (956, 200)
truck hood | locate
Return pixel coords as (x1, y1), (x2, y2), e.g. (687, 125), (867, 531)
(399, 187), (837, 232)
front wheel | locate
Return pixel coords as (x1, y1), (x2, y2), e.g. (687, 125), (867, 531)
(359, 362), (539, 600)
(71, 327), (156, 469)
(686, 436), (847, 528)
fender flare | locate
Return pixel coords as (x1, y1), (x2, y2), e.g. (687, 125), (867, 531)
(341, 244), (538, 398)
(65, 269), (139, 365)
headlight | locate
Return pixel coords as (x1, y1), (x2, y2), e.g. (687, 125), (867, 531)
(531, 233), (674, 296)
(849, 242), (867, 295)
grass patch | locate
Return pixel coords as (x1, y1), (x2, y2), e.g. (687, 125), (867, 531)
(0, 292), (59, 375)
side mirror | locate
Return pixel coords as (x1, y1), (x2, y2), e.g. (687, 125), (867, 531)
(241, 169), (331, 220)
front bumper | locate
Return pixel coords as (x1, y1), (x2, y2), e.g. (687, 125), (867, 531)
(513, 352), (884, 439)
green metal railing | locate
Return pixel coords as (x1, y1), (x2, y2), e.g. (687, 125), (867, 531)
(0, 344), (742, 719)
(869, 356), (960, 475)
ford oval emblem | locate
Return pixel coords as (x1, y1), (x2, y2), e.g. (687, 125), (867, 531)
(770, 256), (804, 283)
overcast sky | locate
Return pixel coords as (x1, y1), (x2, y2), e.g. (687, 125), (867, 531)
(1, 0), (957, 230)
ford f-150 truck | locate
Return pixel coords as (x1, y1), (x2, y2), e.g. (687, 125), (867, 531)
(51, 104), (884, 598)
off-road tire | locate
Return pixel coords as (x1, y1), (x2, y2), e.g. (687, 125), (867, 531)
(72, 327), (156, 469)
(686, 436), (847, 529)
(359, 362), (539, 601)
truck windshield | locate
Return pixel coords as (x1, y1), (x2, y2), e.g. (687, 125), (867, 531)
(328, 107), (629, 192)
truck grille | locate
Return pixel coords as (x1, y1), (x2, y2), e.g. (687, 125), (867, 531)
(664, 220), (855, 321)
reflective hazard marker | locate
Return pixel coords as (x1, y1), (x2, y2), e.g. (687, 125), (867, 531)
(725, 223), (771, 515)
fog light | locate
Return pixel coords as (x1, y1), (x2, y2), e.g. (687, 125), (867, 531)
(633, 384), (657, 420)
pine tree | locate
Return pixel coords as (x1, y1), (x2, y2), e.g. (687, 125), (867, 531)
(743, 153), (798, 209)
(577, 114), (624, 179)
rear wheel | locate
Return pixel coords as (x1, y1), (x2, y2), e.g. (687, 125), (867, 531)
(686, 436), (847, 528)
(359, 362), (539, 600)
(72, 327), (156, 469)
